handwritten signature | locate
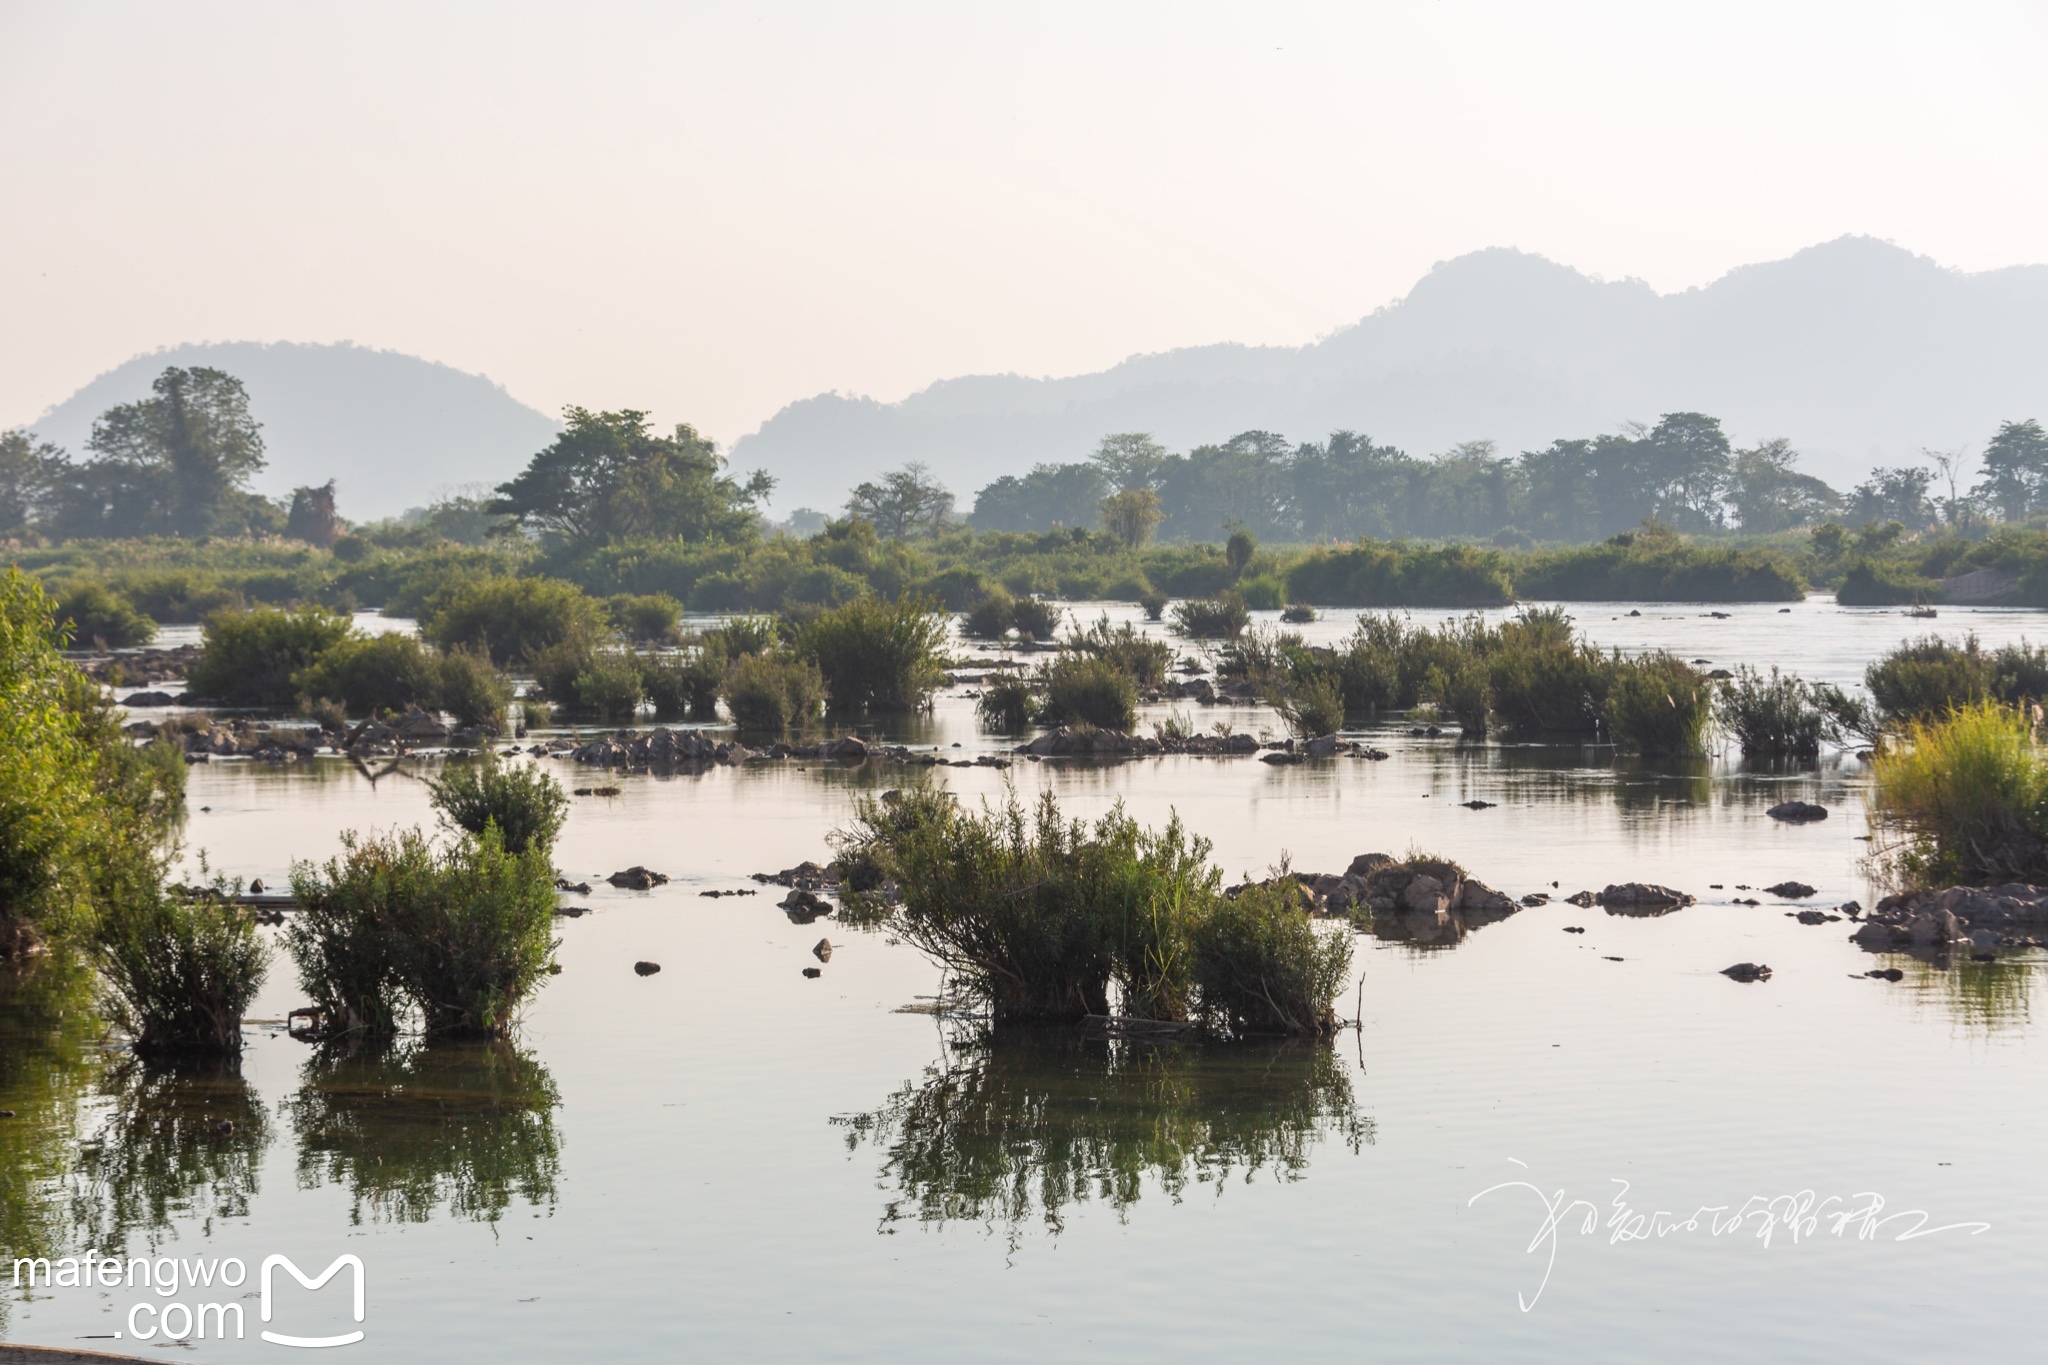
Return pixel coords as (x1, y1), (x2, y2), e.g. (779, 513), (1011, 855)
(1467, 1159), (1990, 1312)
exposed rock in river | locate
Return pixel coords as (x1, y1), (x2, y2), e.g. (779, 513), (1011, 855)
(1766, 801), (1829, 822)
(1850, 884), (2048, 957)
(1596, 883), (1696, 915)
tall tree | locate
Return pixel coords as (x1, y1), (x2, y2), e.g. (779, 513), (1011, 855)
(1639, 412), (1733, 529)
(1089, 433), (1169, 491)
(1847, 466), (1936, 530)
(0, 430), (60, 537)
(82, 367), (267, 537)
(1726, 438), (1839, 532)
(1100, 487), (1163, 549)
(285, 481), (345, 547)
(845, 463), (954, 539)
(491, 408), (772, 547)
(1972, 419), (2048, 521)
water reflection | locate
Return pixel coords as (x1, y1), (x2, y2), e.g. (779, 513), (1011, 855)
(0, 961), (102, 1335)
(1913, 956), (2042, 1034)
(834, 1029), (1371, 1243)
(66, 1053), (272, 1253)
(283, 1039), (562, 1225)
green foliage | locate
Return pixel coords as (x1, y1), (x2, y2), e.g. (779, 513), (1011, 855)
(1238, 573), (1286, 610)
(640, 648), (721, 720)
(427, 753), (569, 855)
(1280, 603), (1315, 624)
(1284, 543), (1514, 608)
(1516, 527), (1805, 601)
(607, 593), (682, 641)
(421, 576), (608, 666)
(187, 606), (353, 706)
(293, 630), (442, 715)
(288, 827), (558, 1039)
(1603, 651), (1713, 756)
(1036, 653), (1140, 731)
(1011, 596), (1063, 640)
(1717, 666), (1828, 758)
(1872, 704), (2048, 885)
(975, 674), (1033, 732)
(1139, 589), (1168, 621)
(1063, 613), (1172, 686)
(490, 407), (771, 548)
(798, 594), (949, 713)
(55, 581), (156, 647)
(1172, 592), (1251, 639)
(1275, 674), (1346, 740)
(963, 587), (1018, 639)
(433, 646), (510, 730)
(0, 573), (100, 950)
(1191, 881), (1352, 1036)
(95, 892), (269, 1055)
(722, 652), (825, 733)
(1225, 529), (1258, 578)
(1864, 634), (2048, 723)
(571, 648), (647, 721)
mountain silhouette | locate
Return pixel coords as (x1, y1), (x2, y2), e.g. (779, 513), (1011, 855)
(30, 341), (560, 521)
(733, 237), (2048, 511)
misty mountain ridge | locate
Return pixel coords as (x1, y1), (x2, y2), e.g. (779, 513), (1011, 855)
(30, 341), (561, 521)
(735, 236), (2048, 512)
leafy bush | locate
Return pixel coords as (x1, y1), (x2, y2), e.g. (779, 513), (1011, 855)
(293, 631), (442, 715)
(1280, 604), (1315, 624)
(1603, 651), (1711, 756)
(707, 615), (778, 658)
(1191, 881), (1352, 1037)
(427, 752), (569, 855)
(1276, 674), (1346, 739)
(1717, 666), (1827, 758)
(798, 594), (949, 712)
(1011, 596), (1063, 640)
(1036, 653), (1140, 731)
(975, 673), (1032, 732)
(722, 652), (825, 733)
(434, 646), (510, 730)
(963, 588), (1017, 639)
(56, 581), (156, 647)
(571, 649), (646, 721)
(1064, 614), (1172, 686)
(187, 607), (353, 706)
(1239, 574), (1285, 610)
(1866, 635), (1991, 721)
(1285, 542), (1514, 607)
(1171, 592), (1251, 639)
(607, 593), (682, 641)
(1139, 589), (1168, 621)
(1516, 532), (1804, 602)
(95, 892), (268, 1055)
(288, 826), (558, 1039)
(1872, 703), (2048, 885)
(640, 648), (721, 720)
(422, 577), (609, 666)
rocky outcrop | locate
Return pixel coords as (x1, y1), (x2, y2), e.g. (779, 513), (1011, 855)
(1850, 884), (2048, 955)
(1244, 854), (1521, 947)
(1766, 801), (1829, 822)
(1596, 883), (1695, 915)
(607, 866), (669, 890)
(1721, 962), (1773, 982)
(1764, 881), (1817, 898)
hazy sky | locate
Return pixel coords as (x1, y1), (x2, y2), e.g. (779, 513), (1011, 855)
(4, 1), (2045, 450)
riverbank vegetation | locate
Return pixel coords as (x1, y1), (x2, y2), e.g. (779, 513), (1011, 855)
(1871, 703), (2048, 886)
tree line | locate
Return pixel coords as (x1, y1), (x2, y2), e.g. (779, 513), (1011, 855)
(949, 414), (2048, 545)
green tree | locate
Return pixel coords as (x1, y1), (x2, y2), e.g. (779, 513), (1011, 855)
(1099, 487), (1164, 549)
(1972, 419), (2048, 521)
(1727, 438), (1840, 531)
(490, 408), (772, 547)
(286, 480), (345, 547)
(1089, 432), (1169, 490)
(845, 463), (954, 539)
(1639, 412), (1733, 529)
(0, 429), (59, 536)
(970, 463), (1105, 531)
(1847, 466), (1936, 531)
(59, 367), (269, 538)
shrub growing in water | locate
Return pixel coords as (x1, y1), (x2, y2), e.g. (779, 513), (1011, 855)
(799, 594), (949, 712)
(722, 652), (825, 732)
(188, 607), (354, 706)
(1139, 589), (1168, 621)
(1717, 666), (1827, 758)
(427, 752), (569, 855)
(1603, 651), (1711, 756)
(1864, 634), (2048, 724)
(1036, 653), (1140, 731)
(975, 673), (1033, 732)
(572, 649), (647, 721)
(434, 646), (510, 730)
(95, 892), (269, 1055)
(1871, 703), (2048, 885)
(1010, 596), (1064, 641)
(607, 593), (682, 641)
(1171, 592), (1251, 639)
(422, 577), (609, 666)
(964, 587), (1018, 638)
(1239, 574), (1285, 610)
(293, 631), (442, 715)
(1191, 880), (1352, 1037)
(641, 648), (720, 720)
(1064, 614), (1172, 686)
(56, 581), (156, 648)
(1276, 674), (1346, 740)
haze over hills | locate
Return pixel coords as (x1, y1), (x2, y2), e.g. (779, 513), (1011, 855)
(733, 237), (2048, 514)
(30, 342), (561, 522)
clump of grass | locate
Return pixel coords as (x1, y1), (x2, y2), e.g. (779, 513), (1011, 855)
(1238, 574), (1286, 610)
(1275, 674), (1345, 740)
(1172, 592), (1251, 639)
(799, 594), (948, 713)
(1603, 651), (1712, 755)
(1192, 881), (1352, 1036)
(975, 674), (1032, 732)
(187, 606), (354, 705)
(1036, 653), (1140, 731)
(837, 790), (1350, 1035)
(1063, 614), (1172, 686)
(1154, 710), (1196, 744)
(288, 826), (558, 1039)
(1872, 703), (2048, 885)
(517, 700), (551, 732)
(722, 652), (825, 733)
(95, 891), (269, 1055)
(427, 751), (568, 855)
(705, 615), (779, 658)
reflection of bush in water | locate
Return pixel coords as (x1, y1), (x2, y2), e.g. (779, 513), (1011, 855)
(834, 1031), (1371, 1237)
(0, 961), (103, 1332)
(1918, 958), (2039, 1034)
(66, 1053), (272, 1253)
(284, 1039), (561, 1224)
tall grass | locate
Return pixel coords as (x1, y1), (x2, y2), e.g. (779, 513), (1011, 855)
(1603, 651), (1713, 755)
(1716, 666), (1826, 758)
(975, 674), (1033, 732)
(1063, 614), (1173, 685)
(1871, 703), (2048, 885)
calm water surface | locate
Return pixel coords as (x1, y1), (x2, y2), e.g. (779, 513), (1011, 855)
(5, 600), (2045, 1362)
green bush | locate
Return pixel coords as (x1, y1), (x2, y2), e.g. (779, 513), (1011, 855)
(1872, 703), (2048, 884)
(1276, 674), (1346, 740)
(56, 581), (156, 648)
(427, 752), (568, 855)
(607, 593), (683, 641)
(641, 648), (722, 720)
(1011, 596), (1063, 640)
(422, 577), (608, 666)
(1191, 881), (1352, 1037)
(1516, 530), (1804, 602)
(434, 647), (510, 730)
(1064, 614), (1173, 685)
(95, 892), (269, 1055)
(1239, 574), (1286, 610)
(293, 631), (442, 715)
(1280, 604), (1315, 624)
(975, 673), (1032, 732)
(289, 827), (558, 1039)
(1171, 592), (1251, 639)
(187, 606), (354, 706)
(1717, 666), (1827, 758)
(963, 588), (1017, 639)
(572, 649), (647, 721)
(1036, 653), (1140, 731)
(722, 652), (825, 733)
(1866, 635), (1992, 722)
(707, 614), (779, 658)
(798, 595), (949, 713)
(1285, 542), (1514, 607)
(1603, 651), (1711, 756)
(1139, 589), (1168, 621)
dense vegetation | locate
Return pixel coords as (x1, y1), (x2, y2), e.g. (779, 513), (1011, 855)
(1871, 704), (2048, 886)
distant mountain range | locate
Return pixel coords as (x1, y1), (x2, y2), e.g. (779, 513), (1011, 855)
(30, 341), (560, 521)
(732, 236), (2048, 513)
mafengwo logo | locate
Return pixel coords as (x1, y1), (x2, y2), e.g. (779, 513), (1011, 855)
(10, 1250), (365, 1347)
